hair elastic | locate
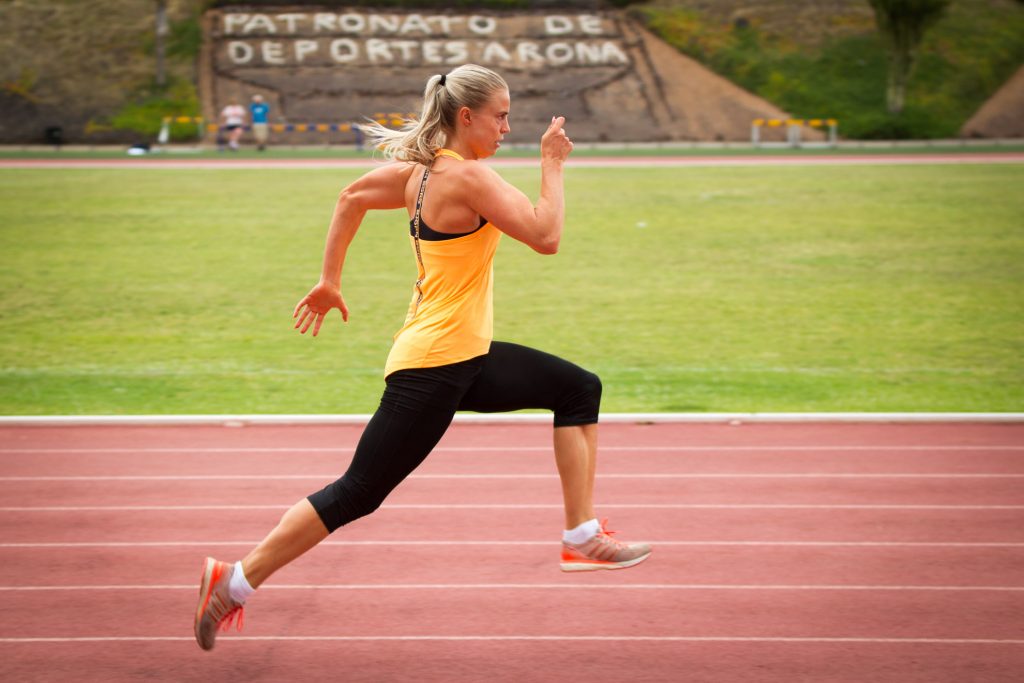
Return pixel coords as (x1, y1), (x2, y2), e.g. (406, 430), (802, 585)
(439, 74), (446, 86)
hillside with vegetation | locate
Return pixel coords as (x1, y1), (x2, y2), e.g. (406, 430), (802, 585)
(1, 0), (1021, 143)
(633, 0), (1024, 138)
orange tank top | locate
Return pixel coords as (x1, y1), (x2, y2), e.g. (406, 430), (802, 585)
(384, 149), (502, 377)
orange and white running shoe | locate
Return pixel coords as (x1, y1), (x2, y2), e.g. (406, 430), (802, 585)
(194, 557), (244, 650)
(560, 519), (652, 572)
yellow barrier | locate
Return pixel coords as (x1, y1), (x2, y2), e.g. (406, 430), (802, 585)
(159, 116), (205, 143)
(158, 112), (413, 143)
(751, 118), (838, 147)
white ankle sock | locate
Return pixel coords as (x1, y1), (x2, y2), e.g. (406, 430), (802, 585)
(562, 518), (600, 545)
(228, 561), (255, 604)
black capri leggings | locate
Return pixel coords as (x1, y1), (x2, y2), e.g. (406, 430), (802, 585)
(307, 341), (602, 533)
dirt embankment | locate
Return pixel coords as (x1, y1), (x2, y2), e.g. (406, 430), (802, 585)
(961, 65), (1024, 138)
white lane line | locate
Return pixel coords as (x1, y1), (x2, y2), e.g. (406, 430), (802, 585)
(2, 504), (1023, 512)
(2, 541), (1023, 549)
(2, 473), (1021, 481)
(2, 583), (1022, 592)
(1, 635), (1022, 644)
(2, 445), (1022, 453)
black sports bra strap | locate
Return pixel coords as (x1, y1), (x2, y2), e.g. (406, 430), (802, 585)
(411, 166), (431, 310)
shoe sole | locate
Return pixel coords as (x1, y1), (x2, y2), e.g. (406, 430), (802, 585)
(194, 557), (222, 650)
(560, 550), (651, 572)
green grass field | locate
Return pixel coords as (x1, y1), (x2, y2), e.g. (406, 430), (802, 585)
(1, 161), (1022, 414)
(3, 143), (1024, 160)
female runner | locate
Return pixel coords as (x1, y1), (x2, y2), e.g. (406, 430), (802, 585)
(194, 64), (651, 651)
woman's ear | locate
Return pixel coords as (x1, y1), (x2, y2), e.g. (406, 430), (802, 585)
(458, 106), (472, 127)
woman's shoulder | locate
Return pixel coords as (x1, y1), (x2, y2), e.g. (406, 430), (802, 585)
(438, 157), (495, 186)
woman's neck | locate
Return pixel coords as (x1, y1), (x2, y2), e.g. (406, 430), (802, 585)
(441, 139), (478, 161)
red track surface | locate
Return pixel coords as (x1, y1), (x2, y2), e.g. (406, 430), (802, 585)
(1, 420), (1023, 681)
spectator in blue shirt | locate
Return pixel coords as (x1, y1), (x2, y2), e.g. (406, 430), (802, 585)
(250, 95), (270, 151)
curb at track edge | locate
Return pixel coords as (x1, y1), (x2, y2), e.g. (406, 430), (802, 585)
(1, 413), (1023, 426)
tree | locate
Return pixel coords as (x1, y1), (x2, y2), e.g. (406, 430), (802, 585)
(155, 0), (169, 87)
(867, 0), (950, 114)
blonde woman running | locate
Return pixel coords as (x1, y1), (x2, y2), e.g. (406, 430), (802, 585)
(194, 64), (651, 651)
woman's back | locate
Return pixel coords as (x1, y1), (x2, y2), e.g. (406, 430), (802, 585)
(404, 153), (487, 235)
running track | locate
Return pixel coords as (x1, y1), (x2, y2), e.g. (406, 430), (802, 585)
(3, 152), (1024, 169)
(1, 419), (1022, 681)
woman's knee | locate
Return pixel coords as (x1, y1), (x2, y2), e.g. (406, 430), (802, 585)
(307, 475), (388, 533)
(554, 368), (602, 427)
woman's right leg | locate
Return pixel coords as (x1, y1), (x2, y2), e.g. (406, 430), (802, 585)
(195, 358), (484, 650)
(239, 498), (327, 588)
(246, 359), (484, 586)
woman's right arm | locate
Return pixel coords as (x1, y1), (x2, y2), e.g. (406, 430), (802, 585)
(293, 162), (415, 336)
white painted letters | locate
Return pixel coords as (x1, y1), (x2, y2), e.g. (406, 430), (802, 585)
(339, 14), (366, 33)
(295, 39), (318, 62)
(446, 41), (468, 64)
(217, 11), (630, 67)
(243, 14), (276, 34)
(369, 15), (399, 34)
(223, 14), (249, 35)
(400, 15), (431, 35)
(330, 38), (358, 62)
(482, 41), (512, 64)
(422, 41), (444, 64)
(276, 13), (304, 33)
(313, 13), (336, 32)
(545, 16), (573, 35)
(366, 38), (391, 63)
(546, 42), (575, 66)
(468, 16), (497, 35)
(262, 41), (286, 64)
(601, 41), (628, 64)
(227, 41), (254, 64)
(579, 15), (604, 35)
(517, 42), (544, 64)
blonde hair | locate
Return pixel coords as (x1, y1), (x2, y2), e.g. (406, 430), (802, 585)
(360, 64), (508, 166)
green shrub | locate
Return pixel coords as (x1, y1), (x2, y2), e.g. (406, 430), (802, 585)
(110, 78), (202, 142)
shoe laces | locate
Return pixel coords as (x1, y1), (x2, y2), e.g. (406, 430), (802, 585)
(218, 604), (245, 633)
(596, 518), (626, 548)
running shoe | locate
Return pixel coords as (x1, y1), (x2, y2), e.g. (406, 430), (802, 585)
(194, 557), (244, 650)
(560, 519), (652, 571)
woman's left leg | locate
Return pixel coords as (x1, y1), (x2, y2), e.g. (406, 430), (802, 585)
(458, 342), (602, 529)
(552, 423), (597, 530)
(458, 341), (650, 571)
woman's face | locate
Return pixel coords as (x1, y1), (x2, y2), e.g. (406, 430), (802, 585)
(462, 88), (511, 159)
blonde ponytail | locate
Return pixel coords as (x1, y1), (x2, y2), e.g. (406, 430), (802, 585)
(359, 64), (508, 166)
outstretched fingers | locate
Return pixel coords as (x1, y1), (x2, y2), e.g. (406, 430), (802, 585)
(293, 305), (314, 332)
(299, 310), (321, 335)
(293, 296), (310, 319)
(293, 283), (348, 336)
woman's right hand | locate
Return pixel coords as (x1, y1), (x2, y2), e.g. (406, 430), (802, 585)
(293, 280), (348, 336)
(541, 116), (574, 164)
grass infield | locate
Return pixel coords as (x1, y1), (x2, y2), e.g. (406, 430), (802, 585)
(2, 143), (1024, 160)
(1, 162), (1021, 414)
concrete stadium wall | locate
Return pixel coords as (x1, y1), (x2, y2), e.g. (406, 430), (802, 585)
(200, 6), (804, 145)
